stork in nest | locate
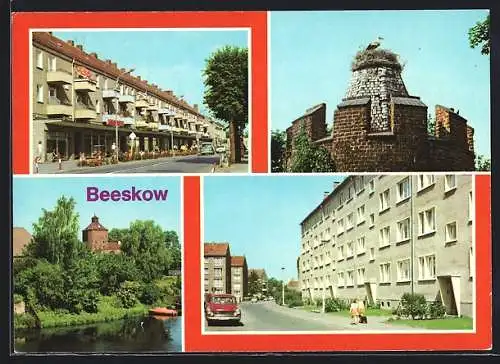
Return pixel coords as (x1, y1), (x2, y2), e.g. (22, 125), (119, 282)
(366, 37), (384, 51)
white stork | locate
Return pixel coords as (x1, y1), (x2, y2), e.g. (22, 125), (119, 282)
(366, 37), (384, 51)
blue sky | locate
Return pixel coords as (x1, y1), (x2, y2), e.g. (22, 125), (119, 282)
(203, 175), (345, 280)
(52, 30), (248, 118)
(270, 10), (491, 158)
(13, 177), (181, 235)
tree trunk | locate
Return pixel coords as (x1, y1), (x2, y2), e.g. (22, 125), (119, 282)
(229, 121), (242, 164)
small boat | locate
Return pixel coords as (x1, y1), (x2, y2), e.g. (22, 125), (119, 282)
(149, 307), (178, 317)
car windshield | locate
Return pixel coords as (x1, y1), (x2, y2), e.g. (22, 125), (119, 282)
(211, 296), (236, 304)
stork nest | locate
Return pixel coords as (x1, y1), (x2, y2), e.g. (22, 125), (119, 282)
(351, 48), (402, 72)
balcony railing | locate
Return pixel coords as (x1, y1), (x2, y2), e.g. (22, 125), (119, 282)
(47, 69), (72, 84)
(75, 108), (97, 119)
(102, 89), (120, 99)
(102, 114), (134, 126)
(46, 102), (72, 116)
(135, 99), (149, 108)
(74, 78), (97, 92)
(118, 94), (135, 103)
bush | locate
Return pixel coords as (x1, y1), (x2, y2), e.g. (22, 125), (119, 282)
(400, 293), (427, 320)
(116, 282), (139, 309)
(139, 283), (162, 305)
(13, 293), (23, 304)
(428, 300), (446, 319)
(324, 297), (348, 313)
(14, 313), (37, 329)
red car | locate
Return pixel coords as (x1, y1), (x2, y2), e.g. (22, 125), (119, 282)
(204, 293), (241, 325)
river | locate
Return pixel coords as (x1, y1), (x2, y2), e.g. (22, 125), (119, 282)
(14, 314), (182, 353)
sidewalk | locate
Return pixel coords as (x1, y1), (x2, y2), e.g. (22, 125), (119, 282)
(212, 163), (249, 173)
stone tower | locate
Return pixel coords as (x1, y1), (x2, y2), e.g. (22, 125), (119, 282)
(82, 215), (109, 251)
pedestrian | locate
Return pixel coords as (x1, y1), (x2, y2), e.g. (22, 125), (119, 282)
(350, 299), (359, 325)
(358, 298), (367, 324)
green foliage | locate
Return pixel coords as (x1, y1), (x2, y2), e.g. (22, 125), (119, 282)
(427, 113), (436, 136)
(139, 283), (162, 305)
(475, 154), (491, 171)
(164, 230), (181, 271)
(14, 313), (37, 329)
(94, 253), (139, 296)
(203, 45), (248, 124)
(428, 300), (446, 319)
(468, 14), (490, 55)
(289, 125), (335, 172)
(271, 129), (287, 173)
(284, 290), (303, 308)
(248, 270), (261, 296)
(324, 297), (349, 312)
(116, 282), (139, 309)
(13, 293), (23, 304)
(400, 293), (428, 320)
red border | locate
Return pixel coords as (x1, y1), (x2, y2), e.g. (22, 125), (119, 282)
(184, 174), (491, 352)
(11, 11), (268, 174)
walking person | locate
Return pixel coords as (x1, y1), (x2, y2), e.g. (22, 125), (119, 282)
(350, 299), (359, 325)
(358, 298), (367, 324)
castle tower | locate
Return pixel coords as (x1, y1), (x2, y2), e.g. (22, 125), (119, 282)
(82, 215), (109, 251)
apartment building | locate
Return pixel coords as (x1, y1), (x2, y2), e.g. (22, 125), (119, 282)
(231, 256), (249, 302)
(32, 32), (223, 161)
(204, 242), (232, 294)
(298, 175), (474, 317)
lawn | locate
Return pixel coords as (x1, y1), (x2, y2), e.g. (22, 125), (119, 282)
(299, 306), (392, 317)
(386, 316), (473, 330)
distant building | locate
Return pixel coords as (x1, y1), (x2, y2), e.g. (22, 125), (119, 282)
(231, 256), (248, 302)
(82, 215), (121, 253)
(249, 268), (268, 295)
(204, 242), (232, 294)
(286, 280), (301, 292)
(12, 227), (32, 258)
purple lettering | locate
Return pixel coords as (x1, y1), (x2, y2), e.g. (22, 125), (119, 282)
(142, 190), (153, 201)
(122, 190), (131, 201)
(87, 187), (99, 202)
(131, 187), (142, 201)
(110, 190), (121, 201)
(100, 190), (110, 201)
(154, 189), (168, 200)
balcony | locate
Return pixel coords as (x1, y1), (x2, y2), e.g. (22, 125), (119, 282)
(46, 103), (72, 116)
(147, 104), (159, 111)
(102, 114), (134, 126)
(46, 69), (72, 84)
(74, 79), (97, 92)
(135, 99), (149, 108)
(159, 124), (170, 131)
(174, 113), (184, 119)
(135, 120), (149, 128)
(102, 89), (120, 99)
(158, 108), (170, 114)
(122, 116), (134, 125)
(119, 94), (135, 103)
(148, 122), (159, 130)
(75, 105), (96, 119)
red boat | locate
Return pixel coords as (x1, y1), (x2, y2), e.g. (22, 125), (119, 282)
(148, 307), (178, 317)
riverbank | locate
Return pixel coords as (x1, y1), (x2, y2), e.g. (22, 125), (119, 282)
(14, 296), (149, 330)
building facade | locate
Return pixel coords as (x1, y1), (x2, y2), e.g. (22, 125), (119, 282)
(82, 215), (121, 253)
(204, 242), (232, 294)
(298, 175), (474, 317)
(285, 48), (475, 171)
(13, 227), (33, 258)
(32, 32), (225, 162)
(231, 256), (249, 302)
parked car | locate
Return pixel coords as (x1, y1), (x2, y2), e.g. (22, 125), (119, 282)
(204, 293), (241, 325)
(199, 142), (215, 156)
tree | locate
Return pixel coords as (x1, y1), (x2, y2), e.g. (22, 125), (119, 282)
(427, 113), (435, 136)
(164, 230), (181, 271)
(468, 14), (490, 55)
(289, 125), (336, 172)
(203, 46), (248, 164)
(25, 196), (81, 266)
(248, 270), (260, 296)
(475, 154), (491, 171)
(271, 129), (287, 172)
(94, 253), (139, 295)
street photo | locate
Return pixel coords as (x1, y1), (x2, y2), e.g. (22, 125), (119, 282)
(12, 176), (182, 353)
(31, 29), (249, 174)
(202, 174), (476, 332)
(270, 10), (491, 173)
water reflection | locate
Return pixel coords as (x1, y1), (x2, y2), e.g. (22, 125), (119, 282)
(14, 315), (182, 353)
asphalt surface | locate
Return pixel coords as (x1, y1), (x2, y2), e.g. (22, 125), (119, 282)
(57, 155), (220, 174)
(204, 301), (345, 331)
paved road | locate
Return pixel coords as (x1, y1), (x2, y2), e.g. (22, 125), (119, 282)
(48, 155), (220, 174)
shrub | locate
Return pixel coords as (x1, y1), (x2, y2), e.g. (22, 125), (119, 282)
(324, 297), (348, 312)
(116, 282), (139, 308)
(400, 293), (427, 320)
(14, 313), (37, 329)
(428, 300), (446, 319)
(139, 283), (162, 305)
(13, 293), (23, 304)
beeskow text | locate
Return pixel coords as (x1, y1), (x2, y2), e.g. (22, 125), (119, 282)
(87, 187), (168, 202)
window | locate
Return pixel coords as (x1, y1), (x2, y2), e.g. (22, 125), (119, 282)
(445, 222), (457, 243)
(379, 189), (390, 212)
(369, 247), (375, 261)
(337, 218), (345, 235)
(214, 267), (223, 277)
(346, 213), (354, 230)
(397, 177), (411, 202)
(337, 272), (345, 287)
(339, 192), (345, 206)
(214, 257), (224, 267)
(36, 84), (44, 103)
(357, 205), (365, 224)
(469, 246), (474, 279)
(418, 254), (436, 280)
(468, 191), (474, 222)
(369, 213), (375, 227)
(346, 241), (354, 258)
(337, 245), (344, 261)
(417, 174), (435, 191)
(36, 50), (43, 69)
(96, 99), (100, 114)
(396, 218), (410, 242)
(96, 75), (101, 88)
(204, 267), (209, 276)
(379, 263), (391, 283)
(356, 236), (366, 254)
(379, 226), (390, 247)
(397, 259), (411, 282)
(418, 207), (436, 236)
(347, 186), (354, 201)
(445, 175), (456, 191)
(357, 268), (366, 285)
(346, 270), (354, 286)
(48, 86), (57, 100)
(48, 56), (56, 71)
(368, 179), (375, 194)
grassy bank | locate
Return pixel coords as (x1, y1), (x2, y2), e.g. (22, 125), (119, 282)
(14, 296), (149, 330)
(300, 305), (392, 317)
(386, 316), (473, 330)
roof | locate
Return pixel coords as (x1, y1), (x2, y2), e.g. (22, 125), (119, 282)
(291, 103), (326, 125)
(231, 256), (246, 267)
(32, 32), (205, 118)
(83, 215), (107, 231)
(392, 97), (427, 108)
(249, 268), (267, 279)
(337, 97), (371, 108)
(12, 227), (32, 257)
(287, 280), (300, 288)
(204, 242), (230, 257)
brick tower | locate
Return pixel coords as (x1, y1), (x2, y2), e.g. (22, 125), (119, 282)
(82, 215), (121, 253)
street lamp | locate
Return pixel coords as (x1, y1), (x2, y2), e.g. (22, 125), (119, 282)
(114, 67), (135, 162)
(281, 267), (285, 306)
